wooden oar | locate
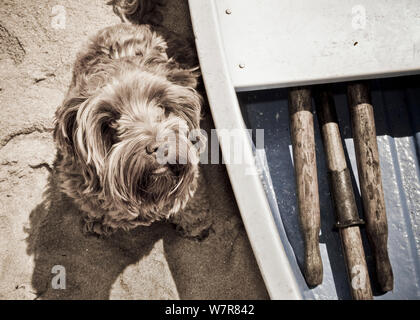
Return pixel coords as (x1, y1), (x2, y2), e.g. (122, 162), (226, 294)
(288, 87), (323, 287)
(347, 82), (394, 292)
(315, 88), (373, 299)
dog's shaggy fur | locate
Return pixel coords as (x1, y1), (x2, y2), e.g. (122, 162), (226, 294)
(54, 1), (208, 236)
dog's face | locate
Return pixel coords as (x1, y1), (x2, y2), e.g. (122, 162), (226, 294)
(57, 70), (206, 218)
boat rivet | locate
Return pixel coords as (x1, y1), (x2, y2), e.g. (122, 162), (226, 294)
(239, 63), (245, 69)
(225, 9), (232, 14)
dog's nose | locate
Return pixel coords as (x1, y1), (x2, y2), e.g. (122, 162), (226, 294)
(146, 143), (159, 155)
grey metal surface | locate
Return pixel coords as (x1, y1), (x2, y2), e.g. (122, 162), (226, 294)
(213, 0), (420, 91)
(238, 75), (420, 299)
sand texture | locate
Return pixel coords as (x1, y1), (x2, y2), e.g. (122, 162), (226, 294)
(0, 0), (268, 300)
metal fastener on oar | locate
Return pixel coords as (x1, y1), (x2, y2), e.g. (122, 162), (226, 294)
(315, 88), (373, 300)
(288, 87), (323, 287)
(347, 82), (394, 292)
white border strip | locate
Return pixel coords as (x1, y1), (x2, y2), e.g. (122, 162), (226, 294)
(188, 0), (302, 299)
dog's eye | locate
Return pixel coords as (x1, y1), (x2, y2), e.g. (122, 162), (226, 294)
(109, 120), (118, 129)
(101, 120), (119, 147)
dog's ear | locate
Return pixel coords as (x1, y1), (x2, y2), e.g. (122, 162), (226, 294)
(54, 96), (87, 155)
(74, 98), (118, 173)
(166, 67), (200, 89)
(165, 67), (202, 129)
(165, 84), (202, 130)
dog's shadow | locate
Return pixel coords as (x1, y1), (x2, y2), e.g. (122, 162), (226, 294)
(25, 155), (269, 299)
(23, 0), (268, 300)
(25, 164), (160, 299)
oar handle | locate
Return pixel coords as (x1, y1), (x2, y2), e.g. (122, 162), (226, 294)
(347, 82), (394, 292)
(315, 89), (373, 299)
(288, 87), (323, 287)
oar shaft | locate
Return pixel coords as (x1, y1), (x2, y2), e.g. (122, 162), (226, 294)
(315, 89), (373, 299)
(347, 82), (394, 292)
(288, 87), (323, 287)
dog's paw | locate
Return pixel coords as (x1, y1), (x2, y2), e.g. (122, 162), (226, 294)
(173, 222), (213, 242)
(82, 219), (114, 237)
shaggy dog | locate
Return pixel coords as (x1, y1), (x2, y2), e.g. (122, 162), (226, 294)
(54, 0), (209, 237)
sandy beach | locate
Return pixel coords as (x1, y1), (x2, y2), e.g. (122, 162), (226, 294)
(0, 0), (268, 299)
